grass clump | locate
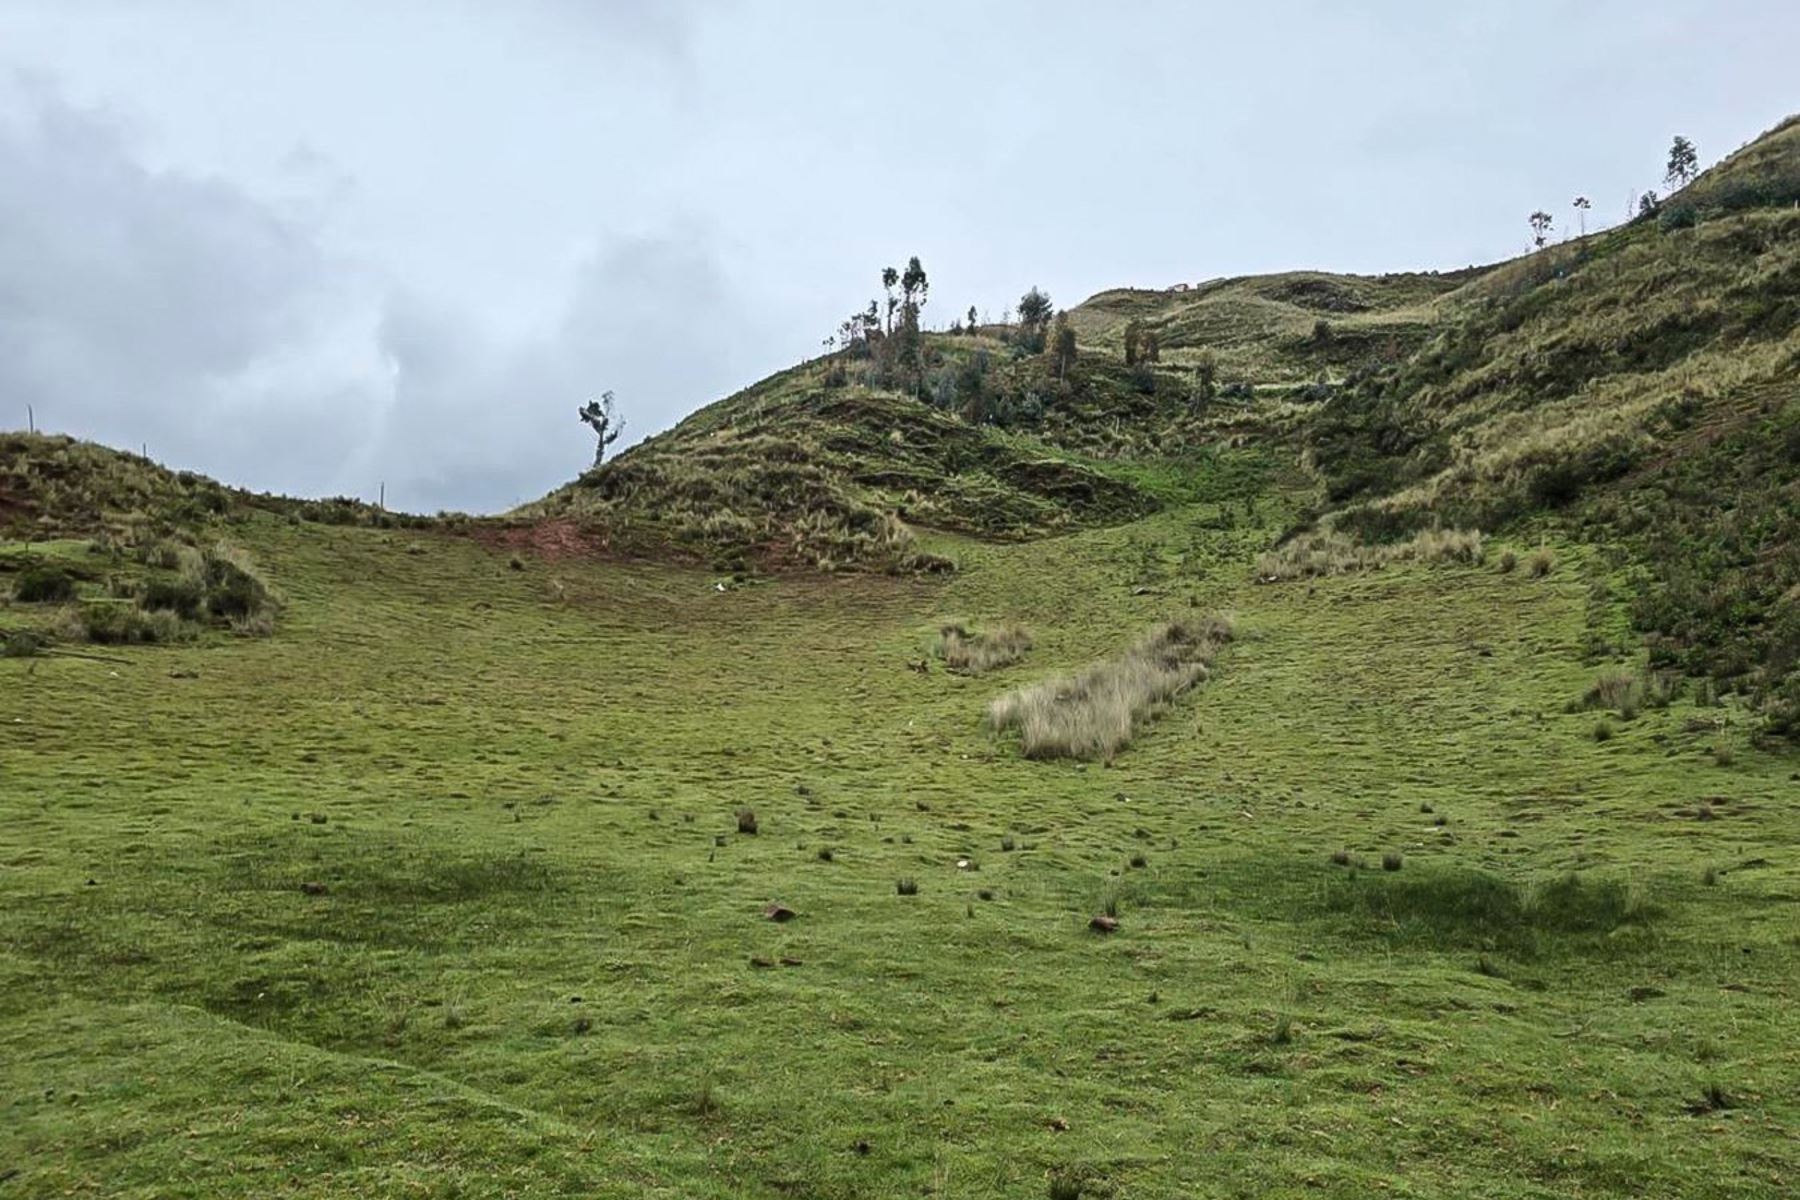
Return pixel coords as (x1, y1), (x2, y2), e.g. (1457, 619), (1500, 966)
(986, 616), (1232, 760)
(1254, 526), (1483, 582)
(1570, 667), (1678, 719)
(934, 622), (1033, 674)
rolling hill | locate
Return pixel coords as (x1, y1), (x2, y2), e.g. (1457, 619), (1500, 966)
(2, 113), (1798, 1200)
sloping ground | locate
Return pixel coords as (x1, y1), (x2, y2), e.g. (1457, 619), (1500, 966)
(0, 432), (403, 540)
(1067, 268), (1479, 386)
(0, 434), (407, 652)
(1300, 115), (1800, 733)
(524, 374), (1173, 572)
(3, 493), (1796, 1198)
(0, 433), (238, 539)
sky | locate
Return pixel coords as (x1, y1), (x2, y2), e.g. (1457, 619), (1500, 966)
(2, 1), (1796, 513)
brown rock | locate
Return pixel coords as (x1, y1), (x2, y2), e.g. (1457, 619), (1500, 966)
(1089, 915), (1119, 934)
(763, 903), (796, 922)
(299, 881), (328, 896)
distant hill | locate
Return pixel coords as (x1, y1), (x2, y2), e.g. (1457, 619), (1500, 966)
(527, 113), (1797, 731)
(8, 116), (1795, 731)
(0, 432), (406, 540)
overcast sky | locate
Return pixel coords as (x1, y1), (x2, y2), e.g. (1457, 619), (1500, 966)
(2, 1), (1795, 512)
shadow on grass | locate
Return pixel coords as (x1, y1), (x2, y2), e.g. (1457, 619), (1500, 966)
(1319, 866), (1659, 955)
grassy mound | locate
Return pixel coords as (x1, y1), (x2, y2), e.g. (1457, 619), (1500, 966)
(525, 376), (1168, 572)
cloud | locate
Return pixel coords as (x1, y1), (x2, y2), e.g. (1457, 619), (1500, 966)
(0, 76), (382, 492)
(0, 74), (772, 514)
(368, 224), (774, 513)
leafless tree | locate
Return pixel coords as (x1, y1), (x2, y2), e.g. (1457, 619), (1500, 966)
(578, 391), (625, 468)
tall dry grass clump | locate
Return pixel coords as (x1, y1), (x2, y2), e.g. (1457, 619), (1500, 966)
(986, 616), (1232, 760)
(1255, 526), (1484, 582)
(935, 623), (1033, 674)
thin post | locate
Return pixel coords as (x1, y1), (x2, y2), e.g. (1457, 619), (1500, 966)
(26, 404), (33, 434)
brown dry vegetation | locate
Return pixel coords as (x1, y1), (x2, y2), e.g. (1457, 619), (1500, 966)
(934, 622), (1033, 674)
(986, 616), (1232, 760)
(1253, 526), (1484, 582)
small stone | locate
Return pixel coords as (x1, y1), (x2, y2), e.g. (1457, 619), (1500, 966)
(299, 881), (328, 896)
(763, 903), (796, 922)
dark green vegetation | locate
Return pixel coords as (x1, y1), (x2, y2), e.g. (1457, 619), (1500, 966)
(4, 117), (1800, 1198)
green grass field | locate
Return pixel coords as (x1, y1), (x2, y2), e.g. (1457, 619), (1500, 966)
(4, 464), (1796, 1198)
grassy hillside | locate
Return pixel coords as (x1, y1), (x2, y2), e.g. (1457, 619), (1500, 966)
(524, 354), (1272, 573)
(530, 116), (1798, 733)
(1068, 268), (1478, 386)
(1302, 115), (1800, 734)
(0, 433), (421, 654)
(5, 471), (1798, 1198)
(6, 111), (1800, 1200)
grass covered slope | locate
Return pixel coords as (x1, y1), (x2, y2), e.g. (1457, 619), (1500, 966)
(1067, 268), (1478, 388)
(523, 359), (1232, 572)
(4, 480), (1797, 1198)
(0, 434), (410, 653)
(1301, 115), (1800, 733)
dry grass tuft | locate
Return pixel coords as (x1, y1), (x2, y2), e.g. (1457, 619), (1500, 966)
(935, 623), (1033, 674)
(1255, 527), (1483, 582)
(986, 617), (1232, 760)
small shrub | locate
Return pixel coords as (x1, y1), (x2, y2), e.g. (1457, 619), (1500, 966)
(1593, 719), (1614, 742)
(14, 566), (76, 603)
(141, 576), (205, 618)
(896, 877), (918, 896)
(816, 847), (834, 862)
(1129, 853), (1148, 869)
(1575, 669), (1642, 716)
(1527, 548), (1556, 578)
(935, 622), (1033, 674)
(1270, 1014), (1295, 1045)
(1382, 852), (1403, 872)
(1001, 835), (1016, 852)
(736, 808), (758, 835)
(1497, 549), (1518, 574)
(71, 601), (194, 645)
(1330, 849), (1353, 867)
(199, 543), (274, 623)
(2, 630), (49, 657)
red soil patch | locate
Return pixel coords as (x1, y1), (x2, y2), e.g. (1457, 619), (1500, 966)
(468, 518), (615, 563)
